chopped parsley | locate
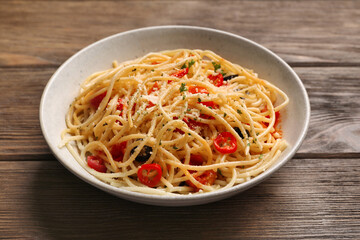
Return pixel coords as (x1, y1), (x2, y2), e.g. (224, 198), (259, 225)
(102, 122), (108, 126)
(132, 68), (136, 72)
(212, 62), (221, 72)
(180, 83), (187, 93)
(217, 168), (223, 176)
(237, 109), (242, 114)
(173, 146), (179, 150)
(182, 94), (186, 100)
(181, 59), (195, 69)
(198, 98), (201, 103)
(223, 113), (227, 117)
(188, 59), (195, 68)
(259, 154), (264, 160)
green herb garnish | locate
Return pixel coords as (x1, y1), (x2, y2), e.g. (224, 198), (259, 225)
(180, 83), (187, 93)
(188, 59), (195, 68)
(212, 62), (221, 72)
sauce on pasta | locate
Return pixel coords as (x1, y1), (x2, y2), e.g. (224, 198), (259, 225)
(60, 49), (289, 195)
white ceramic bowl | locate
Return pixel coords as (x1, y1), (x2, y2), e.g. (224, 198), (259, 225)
(40, 26), (310, 206)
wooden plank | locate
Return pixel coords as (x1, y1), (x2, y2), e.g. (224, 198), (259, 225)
(0, 66), (359, 159)
(0, 0), (359, 67)
(0, 159), (359, 239)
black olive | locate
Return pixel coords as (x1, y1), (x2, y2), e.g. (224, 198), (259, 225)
(130, 145), (153, 162)
(223, 74), (239, 81)
(234, 127), (250, 139)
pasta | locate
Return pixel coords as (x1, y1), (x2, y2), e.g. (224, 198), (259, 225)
(60, 49), (289, 195)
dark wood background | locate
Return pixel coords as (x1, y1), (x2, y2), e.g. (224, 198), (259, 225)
(1, 1), (359, 239)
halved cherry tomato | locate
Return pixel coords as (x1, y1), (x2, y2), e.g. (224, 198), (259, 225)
(137, 163), (162, 187)
(186, 170), (217, 192)
(110, 141), (127, 162)
(90, 91), (107, 109)
(148, 81), (160, 94)
(188, 86), (209, 94)
(214, 132), (237, 154)
(171, 68), (189, 78)
(87, 156), (107, 173)
(208, 73), (224, 87)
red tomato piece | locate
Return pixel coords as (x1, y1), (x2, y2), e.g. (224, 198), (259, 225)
(117, 98), (126, 112)
(199, 114), (215, 120)
(171, 68), (189, 78)
(214, 132), (237, 154)
(147, 101), (155, 108)
(200, 101), (219, 109)
(186, 170), (217, 192)
(110, 141), (127, 162)
(183, 117), (205, 130)
(137, 163), (162, 187)
(87, 156), (107, 173)
(261, 106), (280, 128)
(188, 86), (209, 94)
(90, 91), (107, 109)
(189, 154), (204, 166)
(198, 101), (218, 120)
(148, 81), (160, 94)
(208, 73), (224, 87)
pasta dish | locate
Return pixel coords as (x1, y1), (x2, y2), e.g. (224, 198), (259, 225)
(60, 49), (289, 195)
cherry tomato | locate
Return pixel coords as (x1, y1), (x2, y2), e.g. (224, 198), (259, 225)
(137, 163), (162, 187)
(186, 170), (217, 192)
(117, 98), (126, 112)
(90, 91), (107, 109)
(188, 86), (209, 94)
(214, 132), (237, 154)
(208, 73), (224, 87)
(110, 141), (127, 162)
(87, 156), (107, 173)
(148, 81), (160, 94)
(171, 68), (189, 78)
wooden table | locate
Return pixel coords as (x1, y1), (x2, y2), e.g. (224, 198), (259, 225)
(1, 1), (359, 239)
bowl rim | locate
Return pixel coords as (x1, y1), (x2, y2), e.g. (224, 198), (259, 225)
(40, 25), (310, 205)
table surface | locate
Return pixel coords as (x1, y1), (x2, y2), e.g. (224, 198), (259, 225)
(1, 0), (359, 239)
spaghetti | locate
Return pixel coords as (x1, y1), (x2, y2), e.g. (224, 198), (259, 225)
(60, 49), (289, 195)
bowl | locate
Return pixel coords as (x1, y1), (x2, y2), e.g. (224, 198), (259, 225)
(40, 26), (310, 206)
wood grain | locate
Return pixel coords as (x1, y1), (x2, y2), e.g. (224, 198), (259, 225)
(0, 0), (359, 67)
(0, 66), (359, 160)
(0, 159), (358, 239)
